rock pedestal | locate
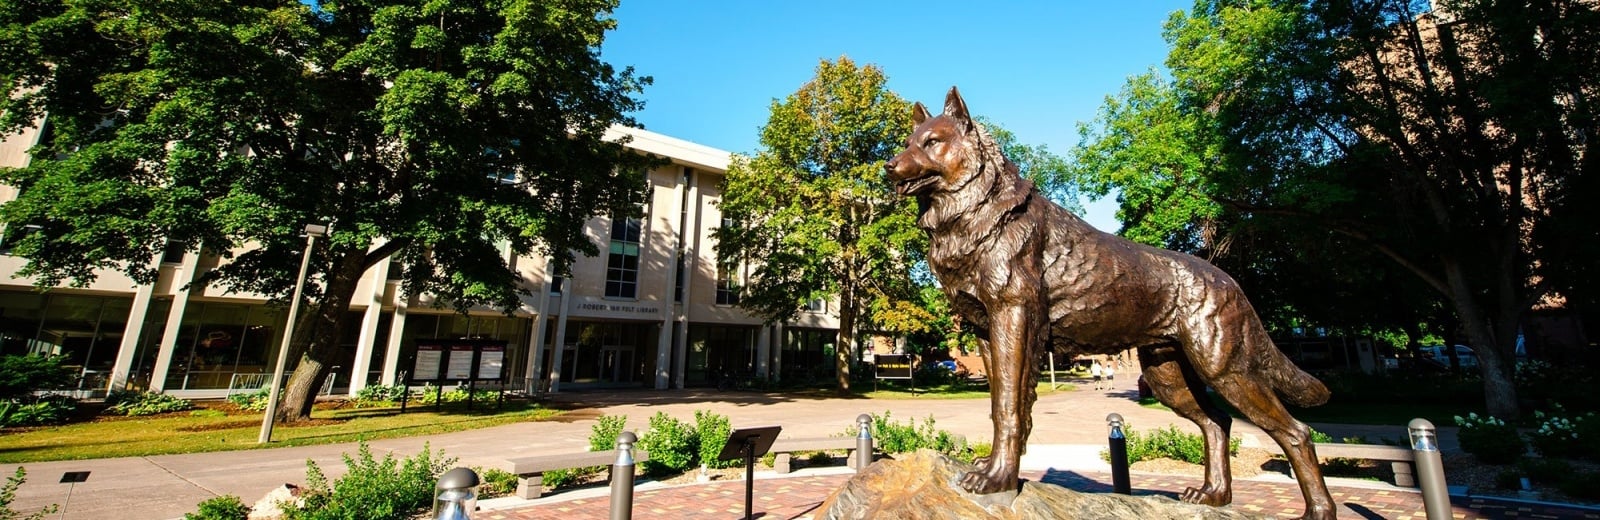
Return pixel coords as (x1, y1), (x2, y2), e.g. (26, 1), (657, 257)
(818, 451), (1266, 520)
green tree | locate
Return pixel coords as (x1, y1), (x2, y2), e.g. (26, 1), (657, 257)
(715, 57), (920, 391)
(1073, 0), (1600, 418)
(0, 0), (651, 421)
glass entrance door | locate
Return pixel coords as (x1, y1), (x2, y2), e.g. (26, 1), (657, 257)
(600, 346), (634, 383)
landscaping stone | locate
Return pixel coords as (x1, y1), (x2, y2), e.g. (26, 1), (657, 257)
(818, 450), (1266, 519)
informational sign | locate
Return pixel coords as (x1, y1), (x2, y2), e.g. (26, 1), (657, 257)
(477, 344), (505, 380)
(874, 354), (914, 380)
(408, 340), (510, 383)
(413, 344), (444, 381)
(446, 344), (476, 380)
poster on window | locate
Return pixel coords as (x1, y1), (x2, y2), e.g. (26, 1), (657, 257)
(477, 344), (505, 381)
(446, 344), (476, 380)
(413, 344), (444, 382)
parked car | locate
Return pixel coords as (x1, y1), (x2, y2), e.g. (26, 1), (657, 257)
(1418, 344), (1478, 371)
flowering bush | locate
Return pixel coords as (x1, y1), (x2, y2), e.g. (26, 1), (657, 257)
(1454, 413), (1525, 465)
(1529, 408), (1583, 458)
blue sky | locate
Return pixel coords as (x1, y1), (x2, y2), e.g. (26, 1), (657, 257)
(599, 1), (1193, 232)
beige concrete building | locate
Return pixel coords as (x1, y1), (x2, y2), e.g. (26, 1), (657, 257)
(0, 124), (839, 397)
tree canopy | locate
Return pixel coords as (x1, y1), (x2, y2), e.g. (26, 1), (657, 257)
(1072, 0), (1600, 418)
(715, 57), (920, 391)
(0, 0), (652, 420)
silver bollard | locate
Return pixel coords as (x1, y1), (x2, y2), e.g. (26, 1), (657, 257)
(610, 431), (638, 520)
(433, 467), (479, 520)
(1409, 418), (1450, 520)
(1107, 413), (1131, 494)
(856, 414), (874, 470)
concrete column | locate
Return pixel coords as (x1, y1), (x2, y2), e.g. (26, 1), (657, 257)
(756, 325), (771, 378)
(107, 253), (164, 392)
(526, 269), (553, 393)
(773, 323), (785, 382)
(655, 168), (687, 390)
(380, 297), (408, 385)
(149, 250), (203, 393)
(672, 169), (700, 389)
(347, 251), (390, 397)
(547, 293), (571, 393)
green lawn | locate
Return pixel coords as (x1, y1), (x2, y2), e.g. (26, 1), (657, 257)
(850, 381), (1073, 399)
(0, 401), (561, 463)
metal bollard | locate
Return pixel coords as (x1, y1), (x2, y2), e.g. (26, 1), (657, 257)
(610, 431), (638, 520)
(1107, 413), (1131, 494)
(856, 414), (874, 470)
(1409, 418), (1450, 520)
(433, 467), (479, 520)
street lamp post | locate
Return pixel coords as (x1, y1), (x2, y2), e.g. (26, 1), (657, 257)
(258, 224), (327, 444)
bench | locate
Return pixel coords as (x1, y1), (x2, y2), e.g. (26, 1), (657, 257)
(767, 437), (867, 474)
(1264, 442), (1416, 487)
(504, 450), (651, 499)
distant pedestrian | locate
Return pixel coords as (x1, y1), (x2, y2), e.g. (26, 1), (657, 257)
(1090, 361), (1104, 390)
(1105, 363), (1116, 389)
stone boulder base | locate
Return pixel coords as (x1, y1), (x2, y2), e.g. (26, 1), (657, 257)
(819, 451), (1266, 520)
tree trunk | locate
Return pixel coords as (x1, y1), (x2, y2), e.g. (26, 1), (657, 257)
(836, 280), (855, 392)
(275, 246), (370, 423)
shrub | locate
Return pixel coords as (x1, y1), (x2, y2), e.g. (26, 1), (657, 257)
(1494, 469), (1521, 490)
(1454, 413), (1525, 464)
(227, 388), (271, 412)
(282, 442), (454, 520)
(540, 468), (577, 490)
(695, 410), (737, 469)
(186, 495), (250, 520)
(0, 354), (75, 401)
(1108, 425), (1241, 465)
(0, 395), (77, 427)
(106, 392), (192, 416)
(1527, 406), (1593, 459)
(638, 412), (697, 476)
(353, 384), (407, 407)
(412, 385), (496, 405)
(1, 468), (57, 520)
(474, 467), (518, 498)
(850, 411), (966, 456)
(1557, 470), (1600, 500)
(806, 451), (834, 466)
(1518, 457), (1572, 485)
(589, 415), (627, 451)
(954, 442), (993, 465)
(1555, 470), (1600, 499)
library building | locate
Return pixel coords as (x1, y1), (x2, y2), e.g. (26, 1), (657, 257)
(0, 124), (840, 398)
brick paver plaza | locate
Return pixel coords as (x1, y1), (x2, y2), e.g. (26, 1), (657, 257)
(487, 468), (1599, 520)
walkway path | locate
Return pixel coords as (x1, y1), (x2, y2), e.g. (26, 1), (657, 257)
(1, 378), (1581, 520)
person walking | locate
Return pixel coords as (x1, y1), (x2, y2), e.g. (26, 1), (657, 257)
(1105, 361), (1116, 390)
(1090, 360), (1104, 391)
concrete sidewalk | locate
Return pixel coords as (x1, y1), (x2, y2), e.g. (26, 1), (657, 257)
(1, 381), (1460, 519)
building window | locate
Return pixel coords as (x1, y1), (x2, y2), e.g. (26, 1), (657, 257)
(605, 216), (641, 299)
(550, 276), (564, 295)
(715, 262), (740, 305)
(805, 298), (826, 313)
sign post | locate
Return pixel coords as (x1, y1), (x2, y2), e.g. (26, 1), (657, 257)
(59, 471), (89, 520)
(873, 354), (915, 393)
(716, 426), (782, 520)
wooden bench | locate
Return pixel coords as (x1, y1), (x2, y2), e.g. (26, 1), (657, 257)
(767, 437), (867, 474)
(504, 450), (651, 499)
(1264, 442), (1416, 487)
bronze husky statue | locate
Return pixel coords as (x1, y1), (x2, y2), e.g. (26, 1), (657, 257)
(885, 87), (1336, 519)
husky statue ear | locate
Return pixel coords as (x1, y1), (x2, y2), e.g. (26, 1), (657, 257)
(944, 86), (970, 121)
(913, 102), (931, 124)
